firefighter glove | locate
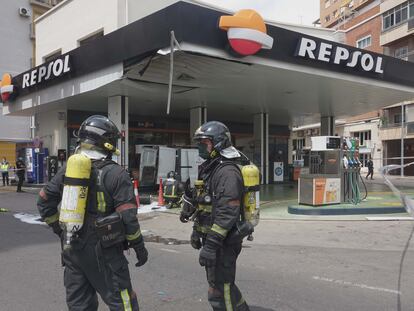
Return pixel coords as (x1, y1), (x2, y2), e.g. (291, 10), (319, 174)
(199, 239), (218, 267)
(133, 244), (148, 267)
(190, 230), (202, 250)
(50, 221), (62, 238)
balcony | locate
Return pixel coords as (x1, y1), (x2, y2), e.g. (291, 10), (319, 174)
(379, 125), (404, 140)
(379, 121), (414, 140)
(381, 17), (414, 45)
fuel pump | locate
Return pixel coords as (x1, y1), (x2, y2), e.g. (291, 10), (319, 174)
(299, 136), (367, 206)
(342, 137), (367, 204)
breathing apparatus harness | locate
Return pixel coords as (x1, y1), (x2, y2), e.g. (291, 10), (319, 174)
(59, 153), (126, 248)
(187, 151), (260, 244)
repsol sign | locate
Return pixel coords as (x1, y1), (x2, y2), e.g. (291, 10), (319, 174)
(295, 37), (384, 74)
(22, 55), (71, 89)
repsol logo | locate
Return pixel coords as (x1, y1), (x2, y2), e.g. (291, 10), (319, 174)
(22, 55), (71, 89)
(295, 37), (384, 74)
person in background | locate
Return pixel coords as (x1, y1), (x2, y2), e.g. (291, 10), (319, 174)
(366, 157), (374, 180)
(1, 157), (10, 186)
(15, 157), (26, 192)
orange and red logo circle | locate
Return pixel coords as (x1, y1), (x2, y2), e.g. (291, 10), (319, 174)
(0, 74), (14, 103)
(219, 9), (274, 56)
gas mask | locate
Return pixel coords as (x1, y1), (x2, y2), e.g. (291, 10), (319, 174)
(197, 142), (211, 160)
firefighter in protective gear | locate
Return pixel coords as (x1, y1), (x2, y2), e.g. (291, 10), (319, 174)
(37, 115), (148, 311)
(183, 121), (250, 311)
(163, 171), (184, 209)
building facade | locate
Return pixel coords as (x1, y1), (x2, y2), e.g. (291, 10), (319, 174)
(320, 0), (383, 53)
(380, 0), (414, 60)
(0, 0), (39, 166)
(316, 0), (414, 176)
(378, 0), (414, 175)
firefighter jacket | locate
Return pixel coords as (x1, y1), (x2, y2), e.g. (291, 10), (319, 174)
(194, 157), (244, 242)
(37, 159), (142, 248)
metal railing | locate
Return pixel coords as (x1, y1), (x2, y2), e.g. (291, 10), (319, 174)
(380, 156), (414, 176)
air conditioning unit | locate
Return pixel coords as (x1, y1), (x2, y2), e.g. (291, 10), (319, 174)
(19, 7), (31, 17)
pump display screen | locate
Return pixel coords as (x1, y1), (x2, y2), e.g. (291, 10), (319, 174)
(326, 137), (341, 149)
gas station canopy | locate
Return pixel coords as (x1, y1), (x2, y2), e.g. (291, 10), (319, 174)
(3, 1), (414, 126)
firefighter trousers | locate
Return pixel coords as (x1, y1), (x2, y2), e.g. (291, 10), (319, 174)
(62, 242), (139, 311)
(205, 242), (250, 311)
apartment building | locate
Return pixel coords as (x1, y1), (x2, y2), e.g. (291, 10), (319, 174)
(320, 0), (383, 52)
(378, 0), (414, 175)
(0, 0), (62, 165)
(315, 0), (414, 175)
(380, 0), (414, 61)
(379, 103), (414, 175)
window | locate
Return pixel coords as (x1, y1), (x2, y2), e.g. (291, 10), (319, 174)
(359, 154), (369, 167)
(43, 50), (61, 63)
(356, 35), (372, 49)
(382, 1), (410, 31)
(410, 0), (414, 18)
(394, 113), (405, 124)
(333, 9), (338, 18)
(395, 46), (409, 60)
(353, 131), (371, 145)
(325, 0), (331, 8)
(325, 15), (331, 22)
(78, 30), (104, 47)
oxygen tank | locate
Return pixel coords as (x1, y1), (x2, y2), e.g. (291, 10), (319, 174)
(59, 154), (92, 246)
(241, 164), (260, 227)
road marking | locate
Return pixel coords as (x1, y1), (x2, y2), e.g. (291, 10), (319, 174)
(159, 248), (181, 254)
(312, 276), (400, 295)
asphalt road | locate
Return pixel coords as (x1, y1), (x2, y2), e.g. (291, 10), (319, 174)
(1, 190), (414, 311)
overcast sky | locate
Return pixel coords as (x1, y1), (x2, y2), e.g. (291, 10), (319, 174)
(202, 0), (320, 26)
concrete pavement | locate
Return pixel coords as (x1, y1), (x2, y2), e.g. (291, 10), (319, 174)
(2, 191), (414, 310)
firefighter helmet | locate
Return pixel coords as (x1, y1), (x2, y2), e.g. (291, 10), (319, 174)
(76, 115), (121, 155)
(193, 121), (232, 153)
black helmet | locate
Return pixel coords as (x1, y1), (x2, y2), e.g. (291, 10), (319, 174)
(193, 121), (232, 153)
(77, 115), (121, 154)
